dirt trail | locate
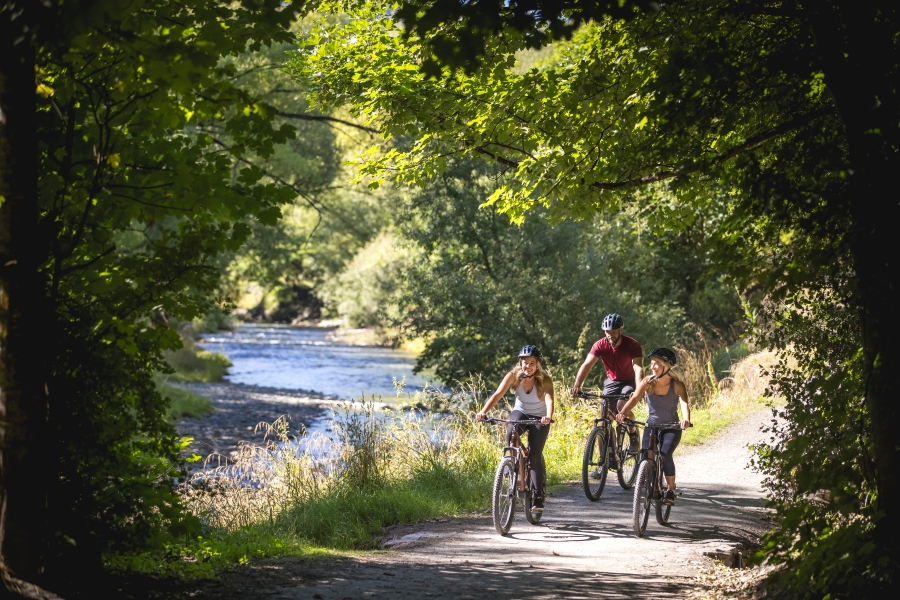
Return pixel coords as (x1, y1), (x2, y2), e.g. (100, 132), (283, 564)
(191, 408), (776, 599)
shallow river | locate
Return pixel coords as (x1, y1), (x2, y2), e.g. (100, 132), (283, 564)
(197, 323), (433, 400)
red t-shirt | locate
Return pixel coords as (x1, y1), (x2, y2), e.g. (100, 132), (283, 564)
(589, 335), (642, 381)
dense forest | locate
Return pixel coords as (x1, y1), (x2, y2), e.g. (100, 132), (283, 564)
(1, 1), (896, 598)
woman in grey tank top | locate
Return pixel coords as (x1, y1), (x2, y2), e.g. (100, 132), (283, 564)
(477, 345), (555, 512)
(616, 348), (691, 505)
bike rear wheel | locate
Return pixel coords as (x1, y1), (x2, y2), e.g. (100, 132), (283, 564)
(492, 457), (517, 535)
(524, 490), (543, 524)
(632, 460), (653, 537)
(655, 486), (672, 525)
(617, 447), (639, 489)
(582, 426), (609, 501)
(524, 456), (546, 524)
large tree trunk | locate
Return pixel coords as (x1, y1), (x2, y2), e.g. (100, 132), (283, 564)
(807, 0), (900, 560)
(0, 8), (51, 589)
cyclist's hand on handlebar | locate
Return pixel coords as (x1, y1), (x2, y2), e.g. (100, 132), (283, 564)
(615, 413), (625, 424)
(680, 419), (691, 429)
(475, 412), (486, 422)
(541, 416), (552, 425)
(569, 386), (581, 397)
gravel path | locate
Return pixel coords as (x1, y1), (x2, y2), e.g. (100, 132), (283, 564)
(189, 407), (777, 599)
(174, 383), (337, 460)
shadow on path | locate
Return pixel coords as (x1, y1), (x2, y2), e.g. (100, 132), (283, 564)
(193, 556), (693, 599)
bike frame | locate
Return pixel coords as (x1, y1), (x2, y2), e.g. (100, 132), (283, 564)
(488, 417), (548, 497)
(503, 429), (529, 494)
(639, 423), (684, 498)
(583, 391), (631, 464)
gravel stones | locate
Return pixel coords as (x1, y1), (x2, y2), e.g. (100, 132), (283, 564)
(174, 382), (334, 462)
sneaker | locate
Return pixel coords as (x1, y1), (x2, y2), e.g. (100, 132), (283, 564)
(664, 489), (676, 505)
(532, 495), (545, 512)
(590, 468), (602, 479)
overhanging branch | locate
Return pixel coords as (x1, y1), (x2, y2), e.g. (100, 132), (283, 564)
(277, 112), (378, 134)
(466, 106), (834, 192)
(589, 106), (835, 191)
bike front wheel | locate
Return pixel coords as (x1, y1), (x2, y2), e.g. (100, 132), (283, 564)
(582, 426), (609, 501)
(632, 460), (653, 537)
(492, 457), (517, 535)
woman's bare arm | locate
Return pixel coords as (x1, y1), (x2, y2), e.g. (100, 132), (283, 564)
(675, 380), (691, 427)
(617, 376), (652, 420)
(542, 376), (555, 424)
(476, 371), (519, 419)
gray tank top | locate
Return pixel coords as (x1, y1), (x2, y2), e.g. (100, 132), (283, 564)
(646, 380), (680, 425)
(512, 379), (547, 416)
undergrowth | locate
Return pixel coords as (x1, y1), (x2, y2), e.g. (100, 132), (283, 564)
(155, 374), (215, 421)
(162, 335), (232, 383)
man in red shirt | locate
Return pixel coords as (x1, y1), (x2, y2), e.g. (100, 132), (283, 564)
(570, 313), (644, 453)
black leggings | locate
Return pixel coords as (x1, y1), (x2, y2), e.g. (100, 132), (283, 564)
(506, 410), (550, 496)
(642, 427), (682, 477)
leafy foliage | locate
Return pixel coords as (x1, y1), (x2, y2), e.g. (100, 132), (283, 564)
(29, 0), (313, 572)
(319, 230), (413, 329)
(292, 1), (900, 595)
(396, 160), (740, 383)
(752, 286), (891, 595)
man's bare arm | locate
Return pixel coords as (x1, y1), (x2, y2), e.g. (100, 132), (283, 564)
(632, 343), (644, 381)
(571, 354), (600, 394)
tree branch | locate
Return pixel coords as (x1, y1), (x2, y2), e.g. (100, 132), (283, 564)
(590, 107), (834, 190)
(277, 112), (379, 134)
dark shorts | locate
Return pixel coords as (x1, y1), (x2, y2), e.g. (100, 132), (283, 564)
(603, 379), (635, 405)
(603, 379), (636, 396)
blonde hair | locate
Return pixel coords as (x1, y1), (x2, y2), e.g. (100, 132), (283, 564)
(510, 361), (552, 399)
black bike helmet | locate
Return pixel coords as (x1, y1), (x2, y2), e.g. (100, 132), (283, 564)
(601, 313), (624, 330)
(518, 345), (543, 361)
(647, 347), (678, 366)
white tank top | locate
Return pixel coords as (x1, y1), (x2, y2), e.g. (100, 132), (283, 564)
(512, 379), (547, 416)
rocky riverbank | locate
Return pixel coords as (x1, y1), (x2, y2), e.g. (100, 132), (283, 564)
(174, 382), (336, 462)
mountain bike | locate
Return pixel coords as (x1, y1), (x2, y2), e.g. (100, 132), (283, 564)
(577, 391), (640, 501)
(481, 417), (551, 536)
(630, 420), (692, 537)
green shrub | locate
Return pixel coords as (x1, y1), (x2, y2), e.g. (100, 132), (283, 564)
(154, 375), (215, 421)
(162, 335), (231, 383)
(319, 231), (413, 330)
(192, 308), (238, 333)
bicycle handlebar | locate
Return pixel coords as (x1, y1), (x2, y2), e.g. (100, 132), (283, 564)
(630, 421), (693, 429)
(577, 391), (631, 400)
(480, 417), (555, 425)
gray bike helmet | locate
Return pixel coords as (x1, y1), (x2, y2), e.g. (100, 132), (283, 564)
(601, 313), (624, 330)
(647, 347), (677, 366)
(518, 345), (543, 361)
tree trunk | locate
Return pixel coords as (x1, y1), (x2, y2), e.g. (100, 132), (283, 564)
(807, 0), (900, 560)
(0, 9), (51, 588)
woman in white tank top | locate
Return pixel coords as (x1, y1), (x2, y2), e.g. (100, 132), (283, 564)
(476, 345), (555, 511)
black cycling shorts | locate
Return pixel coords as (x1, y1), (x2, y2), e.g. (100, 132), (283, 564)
(603, 379), (636, 398)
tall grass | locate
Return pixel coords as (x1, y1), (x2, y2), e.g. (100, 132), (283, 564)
(151, 348), (775, 574)
(679, 348), (777, 446)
